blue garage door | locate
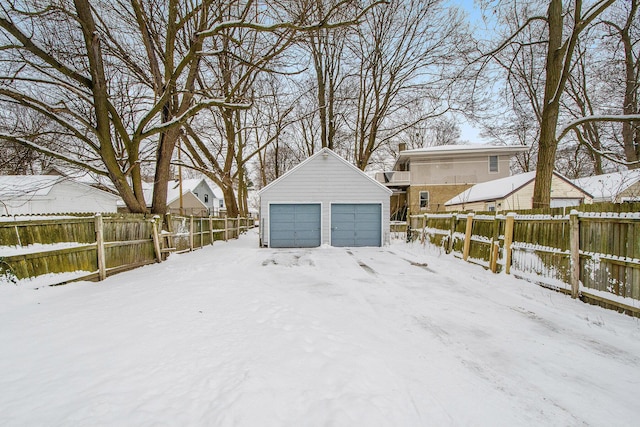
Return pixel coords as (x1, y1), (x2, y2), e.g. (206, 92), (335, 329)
(331, 204), (381, 247)
(269, 204), (321, 248)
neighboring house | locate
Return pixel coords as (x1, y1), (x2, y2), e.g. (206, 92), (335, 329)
(120, 177), (225, 216)
(376, 144), (530, 217)
(444, 171), (593, 212)
(572, 170), (640, 203)
(0, 175), (120, 215)
(259, 148), (392, 248)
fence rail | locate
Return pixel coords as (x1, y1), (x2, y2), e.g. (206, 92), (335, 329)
(0, 213), (255, 286)
(408, 206), (640, 317)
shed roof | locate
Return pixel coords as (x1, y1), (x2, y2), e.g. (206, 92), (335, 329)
(445, 171), (591, 206)
(572, 170), (640, 201)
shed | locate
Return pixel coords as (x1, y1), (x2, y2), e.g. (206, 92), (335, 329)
(444, 171), (593, 211)
(259, 148), (392, 248)
(0, 175), (120, 215)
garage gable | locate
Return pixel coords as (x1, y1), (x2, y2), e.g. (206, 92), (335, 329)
(259, 148), (392, 248)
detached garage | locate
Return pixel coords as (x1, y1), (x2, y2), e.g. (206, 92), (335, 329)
(259, 148), (392, 248)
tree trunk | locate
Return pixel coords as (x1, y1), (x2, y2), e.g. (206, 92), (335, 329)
(74, 0), (147, 213)
(151, 128), (180, 214)
(621, 0), (640, 169)
(533, 0), (563, 209)
(221, 177), (239, 218)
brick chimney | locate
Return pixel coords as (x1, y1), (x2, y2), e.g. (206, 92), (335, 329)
(398, 142), (406, 152)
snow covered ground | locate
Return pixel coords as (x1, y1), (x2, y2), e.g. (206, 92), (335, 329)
(1, 229), (639, 426)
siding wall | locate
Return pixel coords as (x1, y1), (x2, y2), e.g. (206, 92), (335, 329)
(445, 175), (593, 211)
(167, 192), (208, 215)
(618, 181), (640, 202)
(5, 181), (118, 214)
(192, 181), (221, 213)
(409, 154), (512, 186)
(259, 150), (391, 246)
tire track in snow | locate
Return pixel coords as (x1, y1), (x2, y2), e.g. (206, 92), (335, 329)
(346, 250), (377, 276)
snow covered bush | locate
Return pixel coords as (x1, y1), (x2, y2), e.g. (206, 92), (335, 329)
(0, 257), (17, 285)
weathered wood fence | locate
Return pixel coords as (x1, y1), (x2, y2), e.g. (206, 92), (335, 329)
(0, 214), (255, 286)
(408, 204), (640, 317)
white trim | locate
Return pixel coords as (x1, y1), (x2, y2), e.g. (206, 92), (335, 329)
(258, 148), (392, 196)
(419, 190), (430, 210)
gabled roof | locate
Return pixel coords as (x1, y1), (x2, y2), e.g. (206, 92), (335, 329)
(0, 176), (61, 198)
(258, 147), (392, 195)
(0, 175), (119, 200)
(139, 177), (221, 207)
(572, 170), (640, 201)
(445, 171), (591, 205)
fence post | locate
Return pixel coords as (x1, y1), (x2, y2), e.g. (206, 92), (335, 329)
(236, 215), (240, 237)
(570, 210), (580, 299)
(462, 213), (474, 261)
(489, 215), (501, 273)
(165, 213), (174, 249)
(447, 214), (456, 254)
(189, 215), (194, 251)
(209, 216), (214, 245)
(224, 216), (228, 241)
(420, 214), (428, 244)
(151, 215), (162, 263)
(504, 213), (515, 275)
(94, 213), (106, 281)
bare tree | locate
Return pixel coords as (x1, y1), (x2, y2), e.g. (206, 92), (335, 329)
(0, 1), (241, 213)
(481, 0), (616, 207)
(178, 0), (385, 216)
(348, 0), (470, 170)
(600, 0), (640, 169)
(290, 0), (351, 151)
(0, 0), (384, 215)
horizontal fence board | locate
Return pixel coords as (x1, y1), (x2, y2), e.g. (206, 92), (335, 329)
(408, 204), (640, 316)
(1, 213), (255, 285)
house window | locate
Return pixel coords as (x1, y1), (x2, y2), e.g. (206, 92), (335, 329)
(419, 191), (430, 209)
(489, 155), (499, 173)
(204, 194), (209, 203)
(219, 200), (224, 208)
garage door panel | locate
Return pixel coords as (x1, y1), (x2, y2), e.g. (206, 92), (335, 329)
(331, 203), (381, 247)
(269, 204), (321, 248)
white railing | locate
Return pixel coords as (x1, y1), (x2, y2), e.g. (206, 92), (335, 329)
(375, 171), (410, 185)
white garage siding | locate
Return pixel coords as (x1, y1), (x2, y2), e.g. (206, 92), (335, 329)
(259, 148), (392, 247)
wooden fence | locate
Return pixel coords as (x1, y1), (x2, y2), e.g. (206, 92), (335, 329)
(408, 204), (640, 317)
(0, 214), (255, 286)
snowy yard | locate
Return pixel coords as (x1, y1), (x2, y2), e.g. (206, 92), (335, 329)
(1, 229), (639, 426)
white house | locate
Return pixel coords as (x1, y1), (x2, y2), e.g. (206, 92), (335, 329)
(120, 177), (225, 216)
(259, 148), (392, 248)
(444, 171), (593, 211)
(0, 175), (120, 215)
(159, 178), (225, 216)
(572, 170), (640, 203)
